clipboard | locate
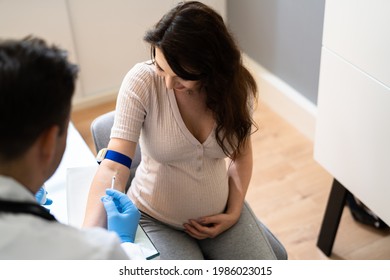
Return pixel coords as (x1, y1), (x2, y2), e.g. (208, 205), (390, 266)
(66, 165), (159, 260)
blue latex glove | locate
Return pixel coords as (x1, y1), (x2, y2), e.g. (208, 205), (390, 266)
(101, 189), (140, 243)
(35, 186), (53, 206)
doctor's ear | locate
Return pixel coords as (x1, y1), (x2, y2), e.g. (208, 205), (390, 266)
(37, 125), (61, 164)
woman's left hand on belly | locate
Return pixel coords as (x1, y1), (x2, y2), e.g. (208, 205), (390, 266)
(183, 212), (238, 239)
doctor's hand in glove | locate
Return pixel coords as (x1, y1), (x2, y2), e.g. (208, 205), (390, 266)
(35, 185), (53, 206)
(101, 189), (141, 243)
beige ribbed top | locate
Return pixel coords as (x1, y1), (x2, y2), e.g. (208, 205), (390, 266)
(111, 62), (229, 229)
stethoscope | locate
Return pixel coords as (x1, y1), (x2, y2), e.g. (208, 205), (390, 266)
(0, 199), (56, 221)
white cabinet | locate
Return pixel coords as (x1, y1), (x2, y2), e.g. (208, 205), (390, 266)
(315, 48), (390, 221)
(321, 0), (390, 87)
(314, 0), (390, 255)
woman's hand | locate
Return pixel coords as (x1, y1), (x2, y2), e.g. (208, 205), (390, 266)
(183, 212), (240, 239)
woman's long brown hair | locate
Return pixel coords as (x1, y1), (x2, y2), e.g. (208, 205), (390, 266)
(144, 1), (258, 159)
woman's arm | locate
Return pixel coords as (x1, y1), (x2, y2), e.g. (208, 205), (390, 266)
(184, 137), (253, 239)
(226, 137), (253, 220)
(83, 138), (137, 228)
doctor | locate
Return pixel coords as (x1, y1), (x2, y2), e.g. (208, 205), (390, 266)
(0, 36), (143, 259)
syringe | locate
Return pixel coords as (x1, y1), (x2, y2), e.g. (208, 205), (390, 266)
(111, 175), (116, 190)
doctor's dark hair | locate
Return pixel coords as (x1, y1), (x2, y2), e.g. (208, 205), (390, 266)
(0, 36), (78, 161)
(144, 1), (258, 159)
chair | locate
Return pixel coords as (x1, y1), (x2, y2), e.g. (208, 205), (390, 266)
(91, 111), (287, 259)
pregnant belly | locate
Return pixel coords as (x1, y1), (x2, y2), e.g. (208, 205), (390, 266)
(132, 174), (229, 229)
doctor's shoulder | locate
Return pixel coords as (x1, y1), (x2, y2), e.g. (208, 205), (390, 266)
(44, 223), (130, 260)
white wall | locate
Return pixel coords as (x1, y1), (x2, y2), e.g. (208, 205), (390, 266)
(0, 0), (226, 108)
(0, 0), (81, 96)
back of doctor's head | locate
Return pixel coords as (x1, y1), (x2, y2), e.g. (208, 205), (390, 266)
(0, 36), (78, 161)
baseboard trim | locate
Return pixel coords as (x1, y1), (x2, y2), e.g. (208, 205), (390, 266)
(72, 90), (117, 111)
(243, 54), (317, 141)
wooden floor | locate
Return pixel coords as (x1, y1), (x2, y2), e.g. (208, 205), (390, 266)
(71, 100), (390, 260)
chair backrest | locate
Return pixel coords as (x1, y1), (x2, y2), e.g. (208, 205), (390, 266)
(90, 111), (141, 186)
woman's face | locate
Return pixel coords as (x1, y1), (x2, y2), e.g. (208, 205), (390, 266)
(154, 47), (200, 93)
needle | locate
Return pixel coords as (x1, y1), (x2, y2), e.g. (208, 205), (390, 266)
(111, 175), (116, 190)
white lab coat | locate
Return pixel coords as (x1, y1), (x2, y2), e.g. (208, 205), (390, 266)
(0, 176), (145, 260)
